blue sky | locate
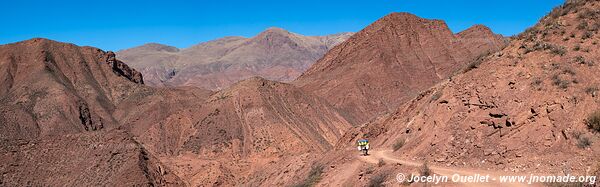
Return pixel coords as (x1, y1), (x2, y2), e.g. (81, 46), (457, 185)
(2, 0), (565, 51)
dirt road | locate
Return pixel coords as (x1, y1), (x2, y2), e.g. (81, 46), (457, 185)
(356, 150), (537, 187)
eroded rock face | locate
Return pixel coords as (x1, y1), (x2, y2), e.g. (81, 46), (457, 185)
(294, 13), (508, 125)
(106, 51), (144, 84)
(116, 28), (352, 90)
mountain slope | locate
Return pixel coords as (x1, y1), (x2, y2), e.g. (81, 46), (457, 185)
(117, 77), (352, 186)
(0, 38), (184, 186)
(294, 13), (508, 125)
(117, 28), (353, 90)
(0, 38), (356, 186)
(339, 0), (600, 177)
(0, 38), (144, 140)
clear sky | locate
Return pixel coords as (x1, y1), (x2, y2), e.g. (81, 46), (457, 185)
(2, 0), (565, 51)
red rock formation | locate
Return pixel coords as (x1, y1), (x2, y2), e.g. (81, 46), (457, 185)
(0, 38), (144, 140)
(295, 13), (507, 125)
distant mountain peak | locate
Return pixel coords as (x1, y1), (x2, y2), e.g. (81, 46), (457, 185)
(255, 27), (294, 39)
(135, 43), (179, 52)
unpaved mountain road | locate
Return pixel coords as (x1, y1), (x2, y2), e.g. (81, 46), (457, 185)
(356, 150), (540, 187)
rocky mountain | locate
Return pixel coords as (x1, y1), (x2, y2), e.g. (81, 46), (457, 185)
(117, 28), (353, 90)
(294, 13), (508, 125)
(0, 38), (183, 186)
(0, 38), (353, 186)
(326, 0), (600, 185)
(0, 38), (145, 140)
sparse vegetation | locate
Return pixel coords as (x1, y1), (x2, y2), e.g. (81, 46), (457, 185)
(293, 164), (324, 187)
(430, 91), (443, 102)
(365, 166), (375, 174)
(574, 56), (596, 66)
(577, 22), (588, 30)
(582, 48), (590, 53)
(573, 44), (581, 51)
(586, 111), (600, 133)
(585, 86), (598, 97)
(578, 8), (599, 19)
(552, 74), (570, 89)
(531, 77), (543, 90)
(550, 45), (567, 56)
(377, 159), (386, 167)
(392, 138), (406, 152)
(463, 52), (489, 72)
(574, 56), (585, 64)
(367, 172), (389, 187)
(562, 68), (576, 75)
(419, 162), (432, 177)
(581, 31), (593, 40)
(577, 135), (592, 148)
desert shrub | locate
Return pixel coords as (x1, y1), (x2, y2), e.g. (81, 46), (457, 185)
(573, 44), (581, 51)
(430, 91), (443, 102)
(420, 162), (432, 177)
(585, 87), (598, 97)
(365, 166), (375, 174)
(550, 45), (567, 56)
(577, 135), (592, 148)
(367, 172), (389, 187)
(582, 48), (590, 53)
(562, 68), (576, 75)
(572, 131), (583, 139)
(587, 111), (600, 133)
(593, 41), (598, 45)
(377, 159), (386, 167)
(463, 52), (490, 72)
(552, 74), (570, 89)
(589, 22), (600, 32)
(577, 22), (588, 30)
(581, 31), (593, 40)
(578, 9), (598, 19)
(587, 60), (596, 66)
(293, 164), (324, 187)
(392, 138), (406, 152)
(574, 56), (585, 64)
(531, 78), (543, 90)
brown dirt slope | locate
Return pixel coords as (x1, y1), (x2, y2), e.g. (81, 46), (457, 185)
(117, 28), (353, 90)
(0, 130), (182, 186)
(340, 0), (600, 177)
(294, 13), (507, 125)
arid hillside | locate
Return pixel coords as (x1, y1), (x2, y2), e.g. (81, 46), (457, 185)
(116, 77), (352, 186)
(0, 38), (183, 186)
(0, 38), (144, 140)
(117, 28), (352, 90)
(0, 38), (354, 186)
(332, 0), (600, 185)
(294, 13), (508, 125)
